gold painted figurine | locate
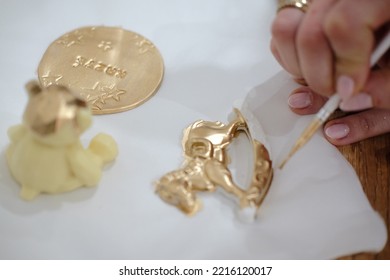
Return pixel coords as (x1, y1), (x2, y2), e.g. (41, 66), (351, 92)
(155, 109), (273, 216)
(6, 81), (118, 200)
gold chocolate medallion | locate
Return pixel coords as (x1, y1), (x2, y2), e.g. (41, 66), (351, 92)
(38, 26), (164, 114)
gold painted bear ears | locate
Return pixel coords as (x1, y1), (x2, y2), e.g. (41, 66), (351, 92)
(23, 81), (87, 136)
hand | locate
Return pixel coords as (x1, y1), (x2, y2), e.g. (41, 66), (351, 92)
(271, 0), (390, 109)
(288, 86), (390, 145)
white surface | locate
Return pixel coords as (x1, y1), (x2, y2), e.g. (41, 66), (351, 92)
(0, 0), (386, 259)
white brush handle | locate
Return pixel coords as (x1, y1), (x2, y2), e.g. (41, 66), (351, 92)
(370, 30), (390, 67)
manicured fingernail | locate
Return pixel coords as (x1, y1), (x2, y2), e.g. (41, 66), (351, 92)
(339, 92), (373, 111)
(325, 123), (350, 139)
(337, 75), (355, 100)
(288, 91), (312, 109)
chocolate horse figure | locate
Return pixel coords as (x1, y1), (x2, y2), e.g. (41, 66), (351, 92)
(155, 109), (273, 215)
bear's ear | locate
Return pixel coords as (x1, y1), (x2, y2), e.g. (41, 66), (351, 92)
(25, 80), (42, 97)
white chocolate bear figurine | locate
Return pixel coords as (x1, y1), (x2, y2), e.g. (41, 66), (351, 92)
(6, 81), (118, 200)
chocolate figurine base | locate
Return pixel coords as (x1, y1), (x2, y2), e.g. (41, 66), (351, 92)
(6, 81), (118, 200)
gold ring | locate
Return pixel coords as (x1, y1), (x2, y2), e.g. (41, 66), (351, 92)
(277, 0), (310, 13)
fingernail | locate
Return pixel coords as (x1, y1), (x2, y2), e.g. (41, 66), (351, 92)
(339, 92), (373, 111)
(325, 123), (350, 139)
(288, 91), (312, 109)
(337, 75), (355, 100)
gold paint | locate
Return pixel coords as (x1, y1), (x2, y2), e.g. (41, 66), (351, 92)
(41, 72), (63, 87)
(97, 40), (113, 52)
(38, 26), (164, 114)
(72, 55), (127, 79)
(279, 118), (322, 169)
(23, 81), (87, 136)
(80, 82), (126, 110)
(55, 27), (96, 48)
(155, 109), (273, 216)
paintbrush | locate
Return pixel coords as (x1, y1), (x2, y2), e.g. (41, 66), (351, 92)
(279, 31), (390, 169)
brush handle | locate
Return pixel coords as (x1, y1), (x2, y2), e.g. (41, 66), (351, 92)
(370, 30), (390, 67)
(316, 94), (341, 122)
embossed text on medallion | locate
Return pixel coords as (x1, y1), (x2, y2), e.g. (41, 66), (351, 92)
(72, 55), (127, 79)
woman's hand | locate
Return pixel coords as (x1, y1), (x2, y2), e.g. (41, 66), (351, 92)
(270, 0), (390, 144)
(288, 86), (390, 145)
